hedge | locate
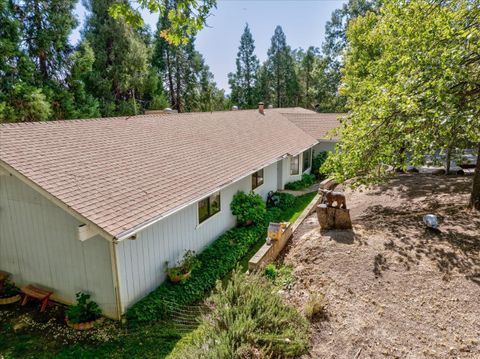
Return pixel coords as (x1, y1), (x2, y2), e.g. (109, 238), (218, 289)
(126, 210), (281, 324)
(284, 173), (316, 190)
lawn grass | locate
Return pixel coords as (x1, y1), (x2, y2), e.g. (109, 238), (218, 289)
(0, 191), (318, 359)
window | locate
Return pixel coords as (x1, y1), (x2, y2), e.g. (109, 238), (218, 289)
(302, 149), (312, 172)
(198, 192), (221, 224)
(290, 155), (300, 175)
(251, 169), (264, 190)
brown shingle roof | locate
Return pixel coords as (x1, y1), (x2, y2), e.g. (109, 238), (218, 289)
(273, 108), (344, 140)
(0, 110), (316, 239)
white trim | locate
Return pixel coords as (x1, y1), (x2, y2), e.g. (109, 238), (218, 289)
(109, 241), (123, 319)
(77, 224), (100, 242)
(0, 160), (114, 242)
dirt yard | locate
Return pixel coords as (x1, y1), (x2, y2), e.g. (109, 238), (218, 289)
(282, 174), (480, 358)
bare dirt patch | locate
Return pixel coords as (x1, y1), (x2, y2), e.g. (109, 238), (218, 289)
(281, 174), (480, 358)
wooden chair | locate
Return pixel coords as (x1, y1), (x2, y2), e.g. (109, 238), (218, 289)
(21, 285), (54, 312)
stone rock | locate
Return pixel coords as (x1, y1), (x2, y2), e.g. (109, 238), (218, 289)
(316, 204), (352, 230)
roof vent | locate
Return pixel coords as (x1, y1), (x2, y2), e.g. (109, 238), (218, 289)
(232, 105), (239, 111)
(164, 108), (178, 114)
(268, 104), (273, 109)
(258, 102), (265, 115)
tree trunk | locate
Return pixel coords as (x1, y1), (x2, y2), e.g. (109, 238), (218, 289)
(446, 148), (451, 175)
(469, 142), (480, 210)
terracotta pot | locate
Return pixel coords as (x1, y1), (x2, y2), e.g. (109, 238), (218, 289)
(0, 294), (21, 305)
(168, 271), (191, 283)
(65, 316), (104, 330)
(244, 220), (253, 226)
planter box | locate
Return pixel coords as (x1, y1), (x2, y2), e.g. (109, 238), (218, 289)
(66, 317), (104, 330)
(0, 294), (21, 305)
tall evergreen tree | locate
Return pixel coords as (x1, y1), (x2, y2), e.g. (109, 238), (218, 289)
(83, 0), (149, 116)
(228, 23), (259, 109)
(266, 26), (299, 108)
(19, 0), (77, 82)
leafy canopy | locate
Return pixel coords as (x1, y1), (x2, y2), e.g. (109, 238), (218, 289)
(109, 0), (217, 45)
(324, 0), (480, 194)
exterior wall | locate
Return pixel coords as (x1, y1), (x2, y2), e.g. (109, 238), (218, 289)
(115, 162), (279, 312)
(313, 141), (337, 155)
(0, 174), (117, 318)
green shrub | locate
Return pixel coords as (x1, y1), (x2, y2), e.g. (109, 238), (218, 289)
(284, 173), (316, 190)
(65, 292), (102, 324)
(230, 191), (266, 225)
(168, 270), (309, 359)
(264, 263), (278, 280)
(313, 151), (329, 179)
(267, 191), (295, 210)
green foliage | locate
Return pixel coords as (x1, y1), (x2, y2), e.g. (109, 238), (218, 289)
(0, 279), (19, 298)
(266, 26), (300, 108)
(267, 191), (295, 210)
(284, 173), (316, 190)
(109, 0), (217, 46)
(228, 23), (260, 109)
(230, 191), (266, 225)
(264, 263), (278, 280)
(313, 151), (330, 179)
(65, 292), (102, 324)
(166, 250), (201, 282)
(168, 270), (309, 358)
(323, 0), (480, 208)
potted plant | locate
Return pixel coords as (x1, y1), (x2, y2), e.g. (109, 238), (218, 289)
(230, 191), (266, 226)
(65, 292), (103, 330)
(0, 279), (21, 305)
(166, 250), (201, 283)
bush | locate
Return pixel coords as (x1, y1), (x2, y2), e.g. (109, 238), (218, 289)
(65, 292), (102, 324)
(264, 263), (278, 280)
(303, 293), (327, 321)
(267, 191), (295, 210)
(168, 270), (310, 358)
(312, 151), (329, 179)
(284, 173), (316, 190)
(230, 191), (266, 225)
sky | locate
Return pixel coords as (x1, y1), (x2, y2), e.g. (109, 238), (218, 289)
(70, 0), (347, 92)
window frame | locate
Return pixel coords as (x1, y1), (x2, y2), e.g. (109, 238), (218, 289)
(302, 148), (312, 173)
(197, 191), (221, 224)
(251, 169), (264, 190)
(290, 155), (300, 175)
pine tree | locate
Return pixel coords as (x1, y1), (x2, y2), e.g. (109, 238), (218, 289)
(19, 0), (77, 82)
(83, 0), (149, 116)
(266, 26), (299, 108)
(228, 23), (259, 109)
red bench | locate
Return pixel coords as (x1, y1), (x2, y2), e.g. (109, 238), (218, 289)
(21, 285), (54, 312)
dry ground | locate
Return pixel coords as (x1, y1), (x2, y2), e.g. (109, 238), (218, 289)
(282, 174), (480, 359)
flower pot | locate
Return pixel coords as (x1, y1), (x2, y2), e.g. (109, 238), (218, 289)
(0, 294), (21, 305)
(244, 220), (253, 226)
(168, 271), (191, 283)
(65, 316), (104, 330)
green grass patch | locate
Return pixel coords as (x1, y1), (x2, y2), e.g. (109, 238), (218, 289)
(280, 192), (317, 223)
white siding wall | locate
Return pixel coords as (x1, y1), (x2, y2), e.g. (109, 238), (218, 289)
(313, 141), (337, 155)
(0, 174), (117, 318)
(116, 162), (279, 312)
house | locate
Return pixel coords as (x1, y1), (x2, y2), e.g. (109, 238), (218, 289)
(0, 107), (325, 319)
(275, 108), (344, 155)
